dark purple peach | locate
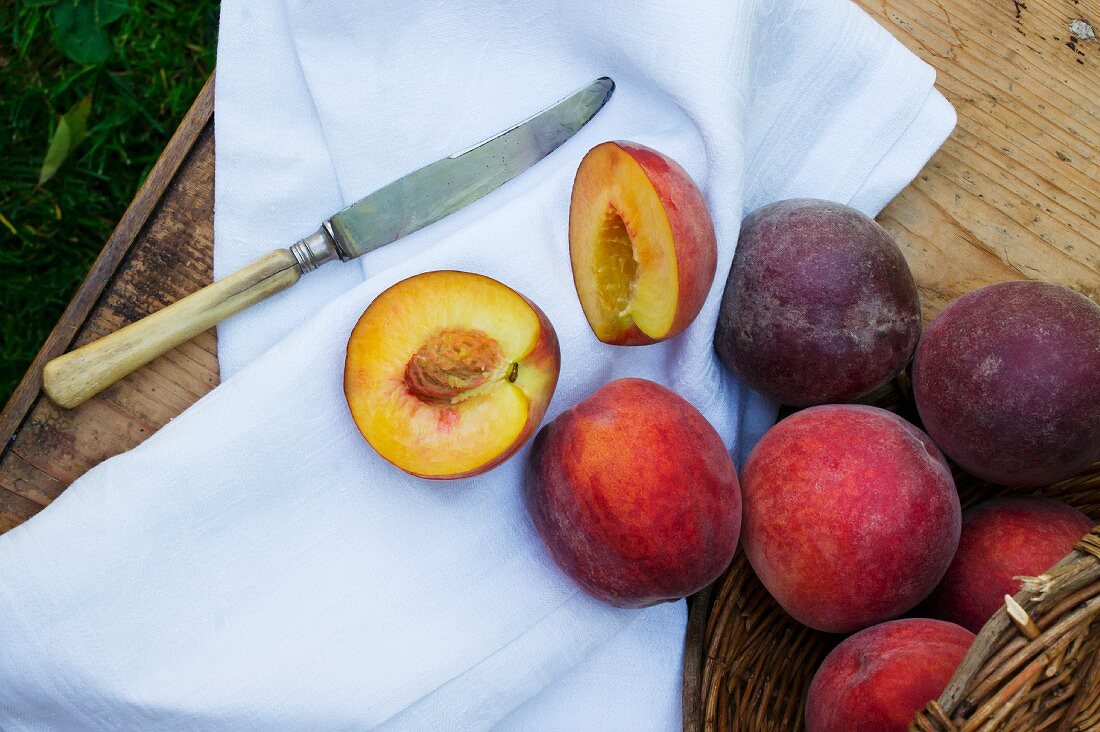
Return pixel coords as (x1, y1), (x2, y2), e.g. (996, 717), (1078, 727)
(912, 281), (1100, 487)
(715, 199), (920, 407)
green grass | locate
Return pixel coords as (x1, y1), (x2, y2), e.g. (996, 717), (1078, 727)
(0, 1), (218, 405)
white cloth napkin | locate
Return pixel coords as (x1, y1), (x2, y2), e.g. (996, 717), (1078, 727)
(0, 1), (954, 729)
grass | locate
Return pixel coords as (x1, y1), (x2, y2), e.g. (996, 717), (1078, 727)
(0, 1), (218, 405)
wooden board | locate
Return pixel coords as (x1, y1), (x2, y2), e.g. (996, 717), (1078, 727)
(1, 0), (1097, 545)
(0, 76), (219, 532)
(873, 0), (1099, 312)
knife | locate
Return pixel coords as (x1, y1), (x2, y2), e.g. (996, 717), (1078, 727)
(42, 77), (615, 409)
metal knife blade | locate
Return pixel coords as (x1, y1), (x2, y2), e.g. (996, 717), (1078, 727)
(289, 77), (614, 272)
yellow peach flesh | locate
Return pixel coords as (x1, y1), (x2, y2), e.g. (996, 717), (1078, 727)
(570, 144), (679, 342)
(345, 271), (543, 478)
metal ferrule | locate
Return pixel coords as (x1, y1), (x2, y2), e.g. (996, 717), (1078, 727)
(289, 226), (343, 273)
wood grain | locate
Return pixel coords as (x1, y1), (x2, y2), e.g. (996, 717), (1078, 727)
(0, 74), (215, 446)
(0, 81), (219, 532)
(859, 0), (1099, 318)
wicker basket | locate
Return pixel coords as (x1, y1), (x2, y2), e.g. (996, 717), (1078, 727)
(682, 380), (1100, 732)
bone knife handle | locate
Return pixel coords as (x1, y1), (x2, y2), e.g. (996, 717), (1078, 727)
(43, 248), (302, 409)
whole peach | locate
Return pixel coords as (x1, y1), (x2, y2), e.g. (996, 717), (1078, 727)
(806, 618), (974, 732)
(525, 378), (741, 608)
(715, 199), (920, 407)
(926, 497), (1094, 632)
(912, 281), (1100, 487)
(741, 405), (960, 632)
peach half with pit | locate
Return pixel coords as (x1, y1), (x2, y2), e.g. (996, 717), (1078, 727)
(569, 141), (717, 345)
(344, 271), (560, 479)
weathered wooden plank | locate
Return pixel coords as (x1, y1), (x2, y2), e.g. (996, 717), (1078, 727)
(861, 0), (1099, 316)
(0, 486), (43, 536)
(0, 100), (218, 518)
(0, 74), (216, 445)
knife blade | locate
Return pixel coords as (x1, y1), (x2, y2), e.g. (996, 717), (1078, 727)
(291, 76), (615, 271)
(42, 77), (615, 409)
(327, 76), (614, 261)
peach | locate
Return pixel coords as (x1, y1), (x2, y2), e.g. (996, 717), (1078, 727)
(569, 141), (717, 345)
(926, 497), (1094, 633)
(714, 199), (921, 407)
(912, 281), (1100, 487)
(806, 618), (974, 732)
(741, 405), (960, 633)
(525, 378), (740, 607)
(344, 271), (560, 479)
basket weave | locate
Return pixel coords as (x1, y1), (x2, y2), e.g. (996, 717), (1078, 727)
(682, 381), (1100, 732)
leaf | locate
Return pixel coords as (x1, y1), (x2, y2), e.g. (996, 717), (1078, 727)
(38, 95), (93, 186)
(95, 0), (128, 25)
(51, 0), (130, 64)
(53, 2), (111, 64)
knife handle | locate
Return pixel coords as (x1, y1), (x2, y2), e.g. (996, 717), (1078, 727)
(43, 249), (302, 409)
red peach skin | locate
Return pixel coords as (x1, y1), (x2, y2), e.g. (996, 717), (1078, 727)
(925, 497), (1094, 632)
(525, 378), (740, 607)
(807, 618), (974, 732)
(741, 405), (961, 633)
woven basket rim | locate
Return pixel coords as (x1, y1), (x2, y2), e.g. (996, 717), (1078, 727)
(911, 523), (1100, 730)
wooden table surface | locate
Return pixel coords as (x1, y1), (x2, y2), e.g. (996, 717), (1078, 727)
(1, 0), (1098, 535)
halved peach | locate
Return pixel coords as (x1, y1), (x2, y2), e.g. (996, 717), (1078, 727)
(344, 271), (560, 479)
(569, 141), (717, 345)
